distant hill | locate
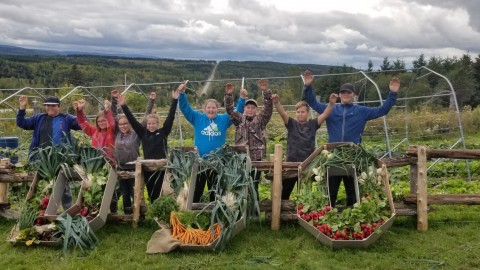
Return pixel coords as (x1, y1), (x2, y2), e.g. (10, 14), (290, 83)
(0, 45), (345, 105)
(0, 44), (150, 58)
(0, 45), (63, 56)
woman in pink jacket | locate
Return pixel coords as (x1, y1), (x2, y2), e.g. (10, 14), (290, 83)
(74, 99), (116, 166)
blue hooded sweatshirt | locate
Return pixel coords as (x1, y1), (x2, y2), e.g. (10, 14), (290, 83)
(303, 85), (397, 144)
(179, 93), (245, 157)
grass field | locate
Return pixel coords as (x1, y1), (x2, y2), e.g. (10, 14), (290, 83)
(1, 205), (480, 270)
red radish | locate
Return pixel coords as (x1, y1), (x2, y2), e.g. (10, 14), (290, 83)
(39, 211), (45, 217)
(80, 208), (89, 217)
(41, 197), (49, 204)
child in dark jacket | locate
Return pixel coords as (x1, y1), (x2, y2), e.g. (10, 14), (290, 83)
(117, 85), (182, 203)
(111, 90), (155, 213)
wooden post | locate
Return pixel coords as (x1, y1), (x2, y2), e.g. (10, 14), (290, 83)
(0, 183), (7, 203)
(26, 172), (40, 200)
(381, 164), (395, 215)
(416, 146), (428, 231)
(133, 160), (144, 227)
(409, 164), (418, 195)
(271, 144), (283, 230)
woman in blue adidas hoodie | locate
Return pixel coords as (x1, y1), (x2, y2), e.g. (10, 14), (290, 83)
(179, 83), (246, 202)
(303, 70), (400, 207)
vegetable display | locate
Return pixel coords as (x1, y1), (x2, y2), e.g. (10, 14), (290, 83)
(297, 143), (394, 244)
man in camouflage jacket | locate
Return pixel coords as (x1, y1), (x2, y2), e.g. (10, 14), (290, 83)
(225, 79), (273, 162)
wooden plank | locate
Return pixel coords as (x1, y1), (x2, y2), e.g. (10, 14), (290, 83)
(394, 202), (418, 216)
(259, 200), (295, 212)
(271, 144), (283, 230)
(0, 209), (18, 219)
(107, 213), (133, 222)
(381, 156), (417, 168)
(404, 194), (480, 205)
(26, 172), (39, 200)
(0, 172), (36, 183)
(409, 164), (418, 194)
(0, 202), (10, 210)
(0, 183), (8, 203)
(116, 170), (135, 180)
(251, 161), (300, 171)
(265, 211), (297, 222)
(416, 146), (428, 231)
(381, 164), (396, 215)
(133, 161), (144, 227)
(407, 146), (480, 159)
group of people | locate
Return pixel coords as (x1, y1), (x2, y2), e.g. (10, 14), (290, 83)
(16, 70), (400, 212)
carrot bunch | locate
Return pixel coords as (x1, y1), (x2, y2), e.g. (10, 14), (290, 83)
(170, 212), (221, 245)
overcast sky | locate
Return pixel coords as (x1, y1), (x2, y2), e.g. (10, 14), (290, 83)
(1, 0), (479, 69)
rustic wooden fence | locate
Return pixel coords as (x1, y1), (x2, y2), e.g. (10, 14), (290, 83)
(2, 145), (480, 231)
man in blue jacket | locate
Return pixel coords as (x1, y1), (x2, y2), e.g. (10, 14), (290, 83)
(303, 70), (400, 206)
(17, 95), (81, 209)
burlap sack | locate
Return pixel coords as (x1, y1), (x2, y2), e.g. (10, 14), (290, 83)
(146, 228), (180, 254)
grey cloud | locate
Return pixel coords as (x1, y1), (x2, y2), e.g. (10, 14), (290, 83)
(403, 0), (480, 31)
(0, 0), (478, 69)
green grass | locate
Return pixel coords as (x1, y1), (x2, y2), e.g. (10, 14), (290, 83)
(2, 205), (480, 270)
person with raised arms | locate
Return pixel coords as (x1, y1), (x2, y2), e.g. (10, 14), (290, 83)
(178, 83), (246, 202)
(272, 92), (337, 200)
(302, 70), (400, 207)
(116, 85), (182, 203)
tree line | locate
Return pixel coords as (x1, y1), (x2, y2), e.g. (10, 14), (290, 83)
(0, 53), (479, 112)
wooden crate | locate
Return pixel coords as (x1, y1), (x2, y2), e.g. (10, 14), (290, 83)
(174, 145), (250, 251)
(45, 166), (118, 232)
(297, 143), (396, 249)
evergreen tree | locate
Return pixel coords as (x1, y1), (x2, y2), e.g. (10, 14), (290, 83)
(367, 60), (373, 72)
(380, 57), (392, 74)
(67, 64), (83, 86)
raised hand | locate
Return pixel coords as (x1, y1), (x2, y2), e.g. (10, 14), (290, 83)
(111, 89), (119, 98)
(104, 99), (111, 111)
(389, 76), (400, 92)
(18, 96), (28, 109)
(149, 91), (157, 100)
(258, 79), (268, 92)
(271, 94), (280, 104)
(225, 83), (234, 95)
(329, 93), (338, 104)
(74, 99), (86, 111)
(176, 81), (187, 95)
(172, 88), (180, 99)
(303, 70), (314, 86)
(117, 95), (126, 106)
(240, 88), (248, 99)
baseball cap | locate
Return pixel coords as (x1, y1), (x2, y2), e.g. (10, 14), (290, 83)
(43, 96), (61, 105)
(245, 99), (258, 107)
(339, 83), (355, 93)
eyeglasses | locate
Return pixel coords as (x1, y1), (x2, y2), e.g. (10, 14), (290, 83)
(118, 123), (129, 126)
